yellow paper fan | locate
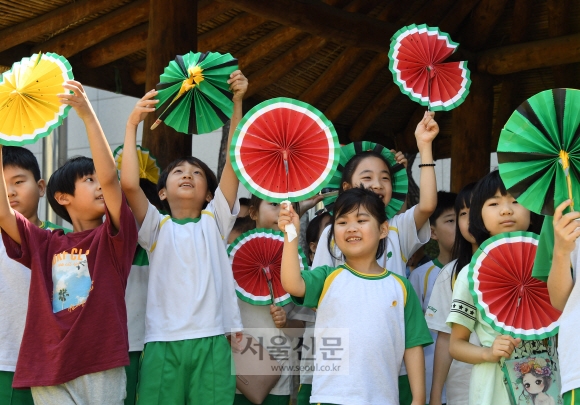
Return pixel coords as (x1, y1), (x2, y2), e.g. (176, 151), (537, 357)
(0, 52), (73, 146)
(114, 144), (161, 184)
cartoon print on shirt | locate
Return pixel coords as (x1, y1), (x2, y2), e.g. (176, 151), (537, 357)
(52, 249), (91, 313)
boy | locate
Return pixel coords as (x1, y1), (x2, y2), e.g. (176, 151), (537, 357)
(409, 191), (457, 404)
(546, 200), (580, 403)
(0, 80), (138, 404)
(0, 147), (68, 405)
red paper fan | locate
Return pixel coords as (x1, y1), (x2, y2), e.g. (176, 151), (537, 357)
(227, 229), (307, 306)
(389, 24), (471, 111)
(469, 232), (561, 340)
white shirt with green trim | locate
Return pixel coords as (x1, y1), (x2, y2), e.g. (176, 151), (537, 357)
(409, 259), (445, 404)
(0, 221), (64, 372)
(125, 245), (149, 352)
(294, 265), (433, 405)
(426, 260), (480, 405)
(302, 205), (430, 384)
(558, 240), (580, 394)
(446, 267), (552, 405)
(138, 187), (243, 343)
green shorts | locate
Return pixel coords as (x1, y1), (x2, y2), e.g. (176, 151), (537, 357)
(0, 371), (34, 405)
(398, 374), (412, 405)
(136, 336), (235, 405)
(234, 393), (289, 404)
(297, 383), (312, 405)
(125, 351), (141, 405)
(565, 389), (580, 405)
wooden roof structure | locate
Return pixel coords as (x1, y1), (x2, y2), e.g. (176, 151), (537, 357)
(1, 0), (580, 190)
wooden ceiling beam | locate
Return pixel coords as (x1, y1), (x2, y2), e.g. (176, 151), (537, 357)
(459, 0), (510, 51)
(198, 0), (233, 23)
(215, 0), (398, 53)
(31, 0), (149, 58)
(547, 0), (580, 89)
(477, 32), (580, 75)
(0, 0), (124, 53)
(491, 0), (529, 149)
(438, 0), (481, 33)
(82, 24), (148, 68)
(348, 85), (400, 141)
(237, 27), (302, 70)
(198, 12), (266, 52)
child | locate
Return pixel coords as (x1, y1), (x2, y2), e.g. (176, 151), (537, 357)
(280, 187), (433, 405)
(0, 81), (138, 404)
(309, 112), (438, 404)
(232, 195), (311, 405)
(0, 147), (68, 405)
(305, 210), (331, 265)
(409, 190), (457, 404)
(447, 171), (544, 405)
(121, 71), (247, 405)
(547, 199), (580, 403)
(425, 183), (480, 405)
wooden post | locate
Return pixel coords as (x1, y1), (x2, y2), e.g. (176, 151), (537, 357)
(142, 0), (196, 170)
(450, 72), (493, 192)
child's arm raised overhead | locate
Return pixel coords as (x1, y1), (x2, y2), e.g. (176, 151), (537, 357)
(548, 199), (580, 310)
(413, 111), (438, 230)
(219, 70), (248, 211)
(279, 203), (306, 297)
(59, 81), (123, 231)
(0, 146), (20, 244)
(120, 90), (159, 226)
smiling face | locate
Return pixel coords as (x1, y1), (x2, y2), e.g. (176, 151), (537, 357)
(333, 204), (388, 260)
(481, 190), (530, 237)
(343, 156), (392, 206)
(523, 373), (545, 395)
(159, 161), (211, 211)
(4, 165), (45, 221)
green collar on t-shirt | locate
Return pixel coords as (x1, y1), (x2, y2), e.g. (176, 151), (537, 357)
(343, 263), (390, 280)
(170, 217), (201, 225)
(433, 258), (444, 269)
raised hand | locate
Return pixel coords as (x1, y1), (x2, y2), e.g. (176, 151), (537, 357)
(228, 70), (248, 102)
(415, 111), (439, 147)
(127, 89), (159, 127)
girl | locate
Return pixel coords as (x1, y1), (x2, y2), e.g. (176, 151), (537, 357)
(425, 183), (481, 405)
(308, 112), (438, 405)
(120, 71), (247, 405)
(232, 195), (313, 405)
(280, 187), (433, 405)
(447, 171), (545, 405)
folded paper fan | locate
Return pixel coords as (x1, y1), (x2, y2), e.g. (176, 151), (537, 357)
(321, 141), (408, 219)
(153, 51), (238, 134)
(389, 24), (470, 111)
(230, 97), (340, 203)
(498, 88), (580, 215)
(0, 52), (73, 145)
(113, 144), (161, 184)
(469, 232), (561, 340)
(228, 228), (308, 306)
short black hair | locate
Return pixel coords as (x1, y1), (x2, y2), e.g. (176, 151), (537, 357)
(328, 186), (387, 261)
(430, 191), (458, 224)
(3, 146), (41, 181)
(339, 150), (392, 192)
(157, 156), (218, 214)
(46, 156), (95, 223)
(239, 197), (250, 207)
(469, 171), (509, 245)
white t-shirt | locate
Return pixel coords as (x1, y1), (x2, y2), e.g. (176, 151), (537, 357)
(409, 259), (445, 404)
(297, 265), (433, 405)
(138, 187), (243, 342)
(303, 205), (431, 382)
(426, 260), (480, 405)
(558, 239), (580, 394)
(125, 245), (148, 352)
(447, 266), (551, 405)
(0, 221), (63, 372)
(236, 300), (302, 396)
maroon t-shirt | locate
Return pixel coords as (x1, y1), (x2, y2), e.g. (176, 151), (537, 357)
(2, 200), (137, 388)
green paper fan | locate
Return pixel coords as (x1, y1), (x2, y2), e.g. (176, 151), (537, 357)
(498, 88), (580, 216)
(153, 51), (238, 135)
(322, 141), (408, 219)
(227, 228), (308, 306)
